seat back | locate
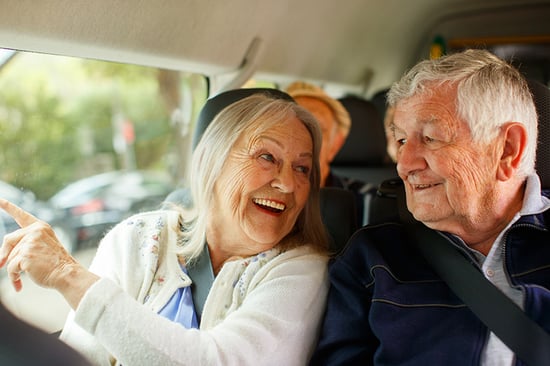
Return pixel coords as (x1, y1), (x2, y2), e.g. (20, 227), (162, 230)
(528, 79), (550, 189)
(332, 95), (397, 186)
(320, 187), (358, 255)
(370, 87), (391, 121)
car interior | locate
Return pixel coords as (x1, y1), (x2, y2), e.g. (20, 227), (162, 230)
(1, 0), (549, 345)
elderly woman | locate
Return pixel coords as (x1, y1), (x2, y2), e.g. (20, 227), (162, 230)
(0, 90), (330, 365)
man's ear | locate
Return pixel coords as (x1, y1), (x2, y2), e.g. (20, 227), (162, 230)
(497, 122), (527, 181)
(328, 132), (347, 161)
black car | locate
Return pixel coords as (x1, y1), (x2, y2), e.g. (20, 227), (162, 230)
(0, 180), (76, 253)
(49, 170), (175, 249)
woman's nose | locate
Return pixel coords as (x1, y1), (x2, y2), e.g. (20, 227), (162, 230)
(271, 164), (296, 192)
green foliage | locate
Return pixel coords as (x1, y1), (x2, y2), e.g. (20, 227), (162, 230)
(0, 52), (173, 199)
(0, 70), (80, 198)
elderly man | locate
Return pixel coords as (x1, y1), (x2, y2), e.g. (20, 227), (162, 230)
(287, 81), (374, 227)
(310, 49), (550, 365)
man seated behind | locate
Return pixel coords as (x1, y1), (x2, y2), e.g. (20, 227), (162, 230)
(310, 49), (550, 365)
(287, 81), (373, 227)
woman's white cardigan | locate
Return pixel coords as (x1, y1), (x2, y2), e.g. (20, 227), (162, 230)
(60, 210), (329, 366)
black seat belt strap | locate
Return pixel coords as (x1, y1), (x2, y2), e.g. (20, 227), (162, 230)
(186, 244), (215, 321)
(396, 186), (550, 366)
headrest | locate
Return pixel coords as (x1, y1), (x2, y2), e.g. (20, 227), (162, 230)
(370, 88), (390, 119)
(527, 79), (550, 189)
(191, 88), (294, 149)
(333, 95), (387, 165)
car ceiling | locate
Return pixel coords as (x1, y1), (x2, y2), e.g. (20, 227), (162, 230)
(0, 0), (549, 95)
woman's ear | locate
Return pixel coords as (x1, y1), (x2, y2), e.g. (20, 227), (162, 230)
(497, 122), (527, 181)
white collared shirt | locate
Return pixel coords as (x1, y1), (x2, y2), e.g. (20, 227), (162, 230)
(467, 175), (550, 366)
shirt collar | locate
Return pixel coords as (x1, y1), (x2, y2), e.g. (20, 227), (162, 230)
(519, 174), (550, 216)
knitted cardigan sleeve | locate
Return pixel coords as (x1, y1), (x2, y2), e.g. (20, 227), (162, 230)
(61, 211), (329, 366)
(60, 210), (179, 365)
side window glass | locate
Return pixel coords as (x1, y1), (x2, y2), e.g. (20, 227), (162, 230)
(0, 48), (207, 332)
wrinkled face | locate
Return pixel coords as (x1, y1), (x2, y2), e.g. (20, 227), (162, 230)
(209, 116), (313, 255)
(294, 96), (338, 186)
(393, 85), (500, 233)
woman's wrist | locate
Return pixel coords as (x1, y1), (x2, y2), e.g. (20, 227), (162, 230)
(55, 262), (100, 310)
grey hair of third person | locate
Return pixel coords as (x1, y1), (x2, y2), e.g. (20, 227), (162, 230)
(387, 49), (538, 178)
(179, 93), (329, 262)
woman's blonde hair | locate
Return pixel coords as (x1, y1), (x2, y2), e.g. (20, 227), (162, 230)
(179, 92), (329, 262)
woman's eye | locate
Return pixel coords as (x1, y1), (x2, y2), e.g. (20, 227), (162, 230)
(259, 153), (275, 163)
(397, 138), (406, 146)
(424, 136), (435, 143)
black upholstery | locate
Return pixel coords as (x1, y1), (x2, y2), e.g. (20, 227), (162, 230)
(528, 79), (550, 189)
(164, 88), (358, 255)
(191, 88), (293, 149)
(370, 87), (390, 120)
(332, 95), (397, 186)
(320, 187), (358, 255)
(368, 177), (403, 225)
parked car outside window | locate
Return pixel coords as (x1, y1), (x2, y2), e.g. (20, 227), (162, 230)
(49, 170), (175, 249)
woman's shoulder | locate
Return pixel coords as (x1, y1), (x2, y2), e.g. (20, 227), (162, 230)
(91, 209), (184, 275)
(280, 243), (328, 260)
(223, 245), (327, 276)
(98, 209), (182, 252)
(116, 209), (181, 233)
(217, 245), (328, 299)
(252, 244), (328, 274)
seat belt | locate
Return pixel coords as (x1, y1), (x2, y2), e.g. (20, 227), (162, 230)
(186, 244), (215, 321)
(396, 185), (550, 366)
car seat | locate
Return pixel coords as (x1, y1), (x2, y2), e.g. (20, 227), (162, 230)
(528, 79), (550, 189)
(332, 95), (397, 186)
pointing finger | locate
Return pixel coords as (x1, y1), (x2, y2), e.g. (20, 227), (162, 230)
(0, 198), (40, 228)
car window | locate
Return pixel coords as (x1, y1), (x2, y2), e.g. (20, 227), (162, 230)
(0, 48), (207, 332)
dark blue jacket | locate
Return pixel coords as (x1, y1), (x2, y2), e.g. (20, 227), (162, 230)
(310, 203), (550, 365)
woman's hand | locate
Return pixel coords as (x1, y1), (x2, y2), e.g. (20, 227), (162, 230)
(0, 199), (99, 309)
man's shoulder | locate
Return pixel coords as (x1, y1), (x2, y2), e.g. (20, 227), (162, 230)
(330, 222), (441, 284)
(334, 222), (406, 266)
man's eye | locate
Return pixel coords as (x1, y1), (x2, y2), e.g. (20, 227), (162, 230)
(296, 165), (310, 175)
(397, 138), (406, 146)
(424, 136), (435, 143)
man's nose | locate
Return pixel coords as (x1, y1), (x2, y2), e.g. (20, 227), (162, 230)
(396, 140), (427, 178)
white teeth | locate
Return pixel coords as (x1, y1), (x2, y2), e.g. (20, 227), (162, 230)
(414, 184), (435, 189)
(253, 198), (286, 211)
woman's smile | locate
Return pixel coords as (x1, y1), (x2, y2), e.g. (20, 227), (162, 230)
(252, 197), (286, 214)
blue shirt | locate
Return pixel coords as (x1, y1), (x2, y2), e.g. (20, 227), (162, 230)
(158, 267), (199, 329)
